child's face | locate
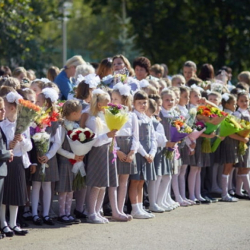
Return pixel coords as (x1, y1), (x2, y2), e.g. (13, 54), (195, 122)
(134, 99), (148, 113)
(27, 93), (36, 104)
(208, 95), (220, 106)
(31, 83), (42, 96)
(189, 91), (201, 106)
(225, 99), (236, 112)
(135, 66), (148, 81)
(162, 94), (175, 110)
(172, 78), (183, 87)
(179, 91), (189, 106)
(36, 94), (45, 107)
(0, 102), (5, 120)
(174, 92), (180, 105)
(4, 101), (16, 119)
(111, 92), (122, 105)
(66, 109), (82, 122)
(113, 58), (125, 72)
(237, 95), (249, 110)
(16, 73), (26, 83)
(98, 99), (110, 112)
(183, 66), (196, 81)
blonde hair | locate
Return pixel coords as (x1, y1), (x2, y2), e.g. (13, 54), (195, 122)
(208, 91), (222, 101)
(3, 77), (20, 90)
(26, 70), (36, 81)
(161, 89), (175, 99)
(62, 100), (82, 118)
(238, 71), (250, 85)
(12, 67), (27, 78)
(75, 64), (95, 79)
(142, 84), (157, 95)
(31, 80), (46, 90)
(148, 79), (160, 92)
(171, 74), (186, 86)
(65, 55), (86, 69)
(112, 89), (132, 111)
(150, 64), (164, 77)
(45, 81), (60, 94)
(90, 92), (110, 117)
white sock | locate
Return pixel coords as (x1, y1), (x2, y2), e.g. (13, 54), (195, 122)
(87, 187), (100, 215)
(156, 175), (170, 207)
(236, 175), (244, 195)
(109, 187), (126, 219)
(239, 174), (250, 196)
(221, 174), (229, 197)
(9, 205), (18, 229)
(0, 204), (8, 228)
(131, 203), (140, 214)
(42, 182), (51, 217)
(172, 173), (183, 203)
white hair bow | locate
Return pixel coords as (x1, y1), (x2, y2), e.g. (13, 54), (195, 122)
(114, 82), (131, 96)
(84, 74), (100, 88)
(191, 84), (203, 92)
(76, 74), (85, 85)
(92, 88), (105, 95)
(42, 88), (59, 103)
(139, 79), (149, 88)
(222, 93), (230, 101)
(6, 92), (23, 104)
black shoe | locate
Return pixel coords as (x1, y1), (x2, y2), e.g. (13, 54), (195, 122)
(10, 226), (28, 236)
(33, 215), (43, 226)
(57, 215), (72, 225)
(67, 215), (81, 224)
(1, 226), (14, 237)
(103, 210), (112, 217)
(204, 195), (218, 203)
(200, 199), (211, 204)
(74, 209), (87, 219)
(0, 233), (5, 239)
(195, 200), (201, 205)
(233, 193), (250, 200)
(43, 216), (55, 225)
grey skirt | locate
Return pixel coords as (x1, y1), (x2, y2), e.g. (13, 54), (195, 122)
(3, 157), (27, 206)
(32, 154), (59, 182)
(158, 148), (171, 176)
(116, 136), (137, 175)
(193, 137), (211, 167)
(86, 143), (118, 187)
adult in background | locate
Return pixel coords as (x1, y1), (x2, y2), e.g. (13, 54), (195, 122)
(54, 55), (86, 100)
(133, 56), (151, 81)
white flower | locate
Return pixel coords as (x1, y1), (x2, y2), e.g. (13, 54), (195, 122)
(32, 133), (42, 141)
(64, 120), (74, 131)
(92, 88), (105, 96)
(30, 122), (37, 128)
(42, 132), (50, 140)
(114, 82), (131, 96)
(84, 74), (100, 88)
(79, 132), (86, 142)
(42, 88), (59, 103)
(6, 92), (23, 104)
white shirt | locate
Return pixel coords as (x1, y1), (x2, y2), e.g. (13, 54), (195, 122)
(116, 112), (139, 152)
(0, 119), (32, 168)
(234, 108), (250, 119)
(133, 110), (157, 157)
(224, 109), (233, 115)
(161, 107), (178, 118)
(177, 105), (188, 117)
(85, 111), (111, 147)
(153, 117), (167, 147)
(46, 125), (62, 160)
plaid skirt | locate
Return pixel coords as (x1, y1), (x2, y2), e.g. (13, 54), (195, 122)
(3, 156), (27, 206)
(86, 143), (118, 187)
(116, 136), (137, 175)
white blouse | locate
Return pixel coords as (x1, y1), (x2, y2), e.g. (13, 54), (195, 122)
(133, 110), (157, 157)
(116, 112), (139, 152)
(177, 105), (188, 117)
(85, 111), (111, 147)
(46, 125), (62, 160)
(234, 108), (250, 119)
(153, 118), (167, 147)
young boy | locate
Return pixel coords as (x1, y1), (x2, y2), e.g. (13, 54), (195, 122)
(0, 97), (13, 239)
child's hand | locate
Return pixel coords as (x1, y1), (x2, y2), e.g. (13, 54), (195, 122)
(107, 130), (118, 138)
(9, 140), (17, 149)
(198, 98), (207, 105)
(189, 150), (195, 156)
(166, 141), (176, 148)
(14, 134), (23, 142)
(30, 165), (37, 174)
(74, 155), (84, 162)
(147, 154), (154, 163)
(208, 132), (216, 138)
(242, 137), (249, 144)
(117, 151), (127, 162)
(8, 150), (13, 162)
(126, 151), (135, 163)
(39, 155), (49, 163)
(190, 142), (196, 149)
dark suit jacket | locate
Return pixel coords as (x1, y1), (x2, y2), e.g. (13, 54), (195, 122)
(0, 127), (11, 177)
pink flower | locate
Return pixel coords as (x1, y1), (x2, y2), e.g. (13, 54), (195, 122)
(210, 114), (218, 118)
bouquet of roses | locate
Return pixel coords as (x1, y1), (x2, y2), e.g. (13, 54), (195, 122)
(197, 105), (228, 153)
(166, 116), (192, 159)
(67, 127), (96, 190)
(32, 132), (50, 181)
(104, 103), (128, 154)
(15, 97), (41, 135)
(211, 115), (243, 152)
(237, 119), (250, 155)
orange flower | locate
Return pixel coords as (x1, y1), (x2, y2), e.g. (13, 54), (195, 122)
(203, 110), (212, 117)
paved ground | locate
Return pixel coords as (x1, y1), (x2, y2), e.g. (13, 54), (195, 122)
(1, 199), (250, 250)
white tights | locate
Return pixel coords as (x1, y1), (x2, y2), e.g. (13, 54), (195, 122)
(188, 166), (204, 201)
(0, 205), (18, 229)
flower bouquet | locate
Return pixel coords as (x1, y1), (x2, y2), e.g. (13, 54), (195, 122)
(67, 127), (96, 190)
(211, 115), (243, 152)
(166, 117), (192, 159)
(185, 121), (206, 151)
(32, 132), (50, 181)
(197, 105), (228, 153)
(113, 68), (129, 85)
(104, 103), (128, 154)
(15, 98), (41, 135)
(237, 119), (250, 155)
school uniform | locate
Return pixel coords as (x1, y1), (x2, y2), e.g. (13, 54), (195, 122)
(85, 112), (118, 187)
(0, 119), (32, 206)
(130, 110), (157, 181)
(32, 122), (61, 182)
(115, 112), (139, 175)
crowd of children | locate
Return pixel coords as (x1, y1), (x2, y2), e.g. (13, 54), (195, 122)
(1, 55), (250, 238)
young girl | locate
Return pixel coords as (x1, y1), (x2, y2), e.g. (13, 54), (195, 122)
(129, 91), (157, 219)
(85, 89), (118, 223)
(30, 79), (46, 96)
(0, 92), (31, 236)
(112, 83), (139, 219)
(56, 100), (84, 223)
(32, 88), (61, 226)
(233, 92), (250, 199)
(159, 89), (180, 209)
(214, 93), (239, 201)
